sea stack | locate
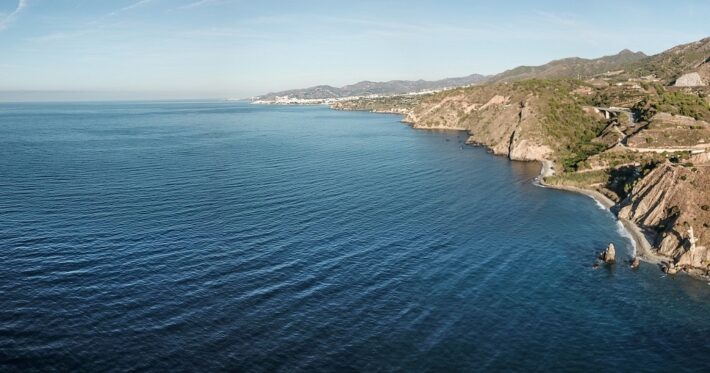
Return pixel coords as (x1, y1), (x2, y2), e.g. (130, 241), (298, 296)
(599, 243), (616, 264)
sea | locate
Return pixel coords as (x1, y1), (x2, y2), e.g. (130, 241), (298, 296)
(1, 101), (709, 371)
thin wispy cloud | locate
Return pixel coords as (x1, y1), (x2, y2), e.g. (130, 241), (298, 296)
(0, 0), (29, 31)
(30, 29), (93, 43)
(3, 0), (708, 100)
(535, 11), (578, 27)
(35, 0), (156, 42)
(179, 0), (225, 10)
(43, 0), (150, 33)
(109, 0), (155, 16)
(31, 4), (150, 44)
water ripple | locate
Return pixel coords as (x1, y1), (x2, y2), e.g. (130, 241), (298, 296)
(1, 102), (709, 371)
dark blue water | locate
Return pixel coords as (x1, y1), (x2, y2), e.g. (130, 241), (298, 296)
(1, 102), (709, 372)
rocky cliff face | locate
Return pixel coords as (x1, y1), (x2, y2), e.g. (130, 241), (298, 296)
(334, 80), (605, 164)
(332, 77), (710, 277)
(403, 87), (555, 162)
(674, 72), (706, 87)
(618, 161), (710, 274)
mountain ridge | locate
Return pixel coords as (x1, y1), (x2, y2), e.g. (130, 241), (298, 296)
(255, 74), (489, 100)
(255, 48), (652, 101)
(488, 49), (648, 83)
(256, 37), (710, 102)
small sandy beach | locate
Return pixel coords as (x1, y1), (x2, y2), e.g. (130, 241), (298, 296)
(536, 160), (666, 265)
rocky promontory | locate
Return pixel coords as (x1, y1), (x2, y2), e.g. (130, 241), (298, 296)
(331, 37), (710, 279)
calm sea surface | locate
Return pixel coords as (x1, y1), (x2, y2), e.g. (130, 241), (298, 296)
(1, 102), (709, 372)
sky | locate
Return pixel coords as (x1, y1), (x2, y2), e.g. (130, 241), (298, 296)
(0, 0), (708, 101)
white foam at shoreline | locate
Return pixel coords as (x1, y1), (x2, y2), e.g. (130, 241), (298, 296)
(616, 220), (637, 257)
(591, 197), (607, 211)
(536, 161), (645, 260)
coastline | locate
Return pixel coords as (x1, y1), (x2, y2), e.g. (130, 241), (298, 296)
(536, 161), (665, 265)
(342, 107), (660, 263)
(538, 173), (710, 280)
(332, 104), (709, 279)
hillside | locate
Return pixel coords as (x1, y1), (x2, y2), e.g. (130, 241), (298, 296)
(255, 38), (710, 103)
(255, 49), (649, 102)
(488, 49), (648, 83)
(255, 74), (488, 101)
(630, 36), (710, 84)
(332, 36), (710, 278)
(335, 79), (608, 165)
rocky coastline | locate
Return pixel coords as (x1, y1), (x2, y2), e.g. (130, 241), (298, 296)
(535, 162), (664, 263)
(539, 161), (710, 280)
(325, 36), (710, 280)
(331, 104), (710, 281)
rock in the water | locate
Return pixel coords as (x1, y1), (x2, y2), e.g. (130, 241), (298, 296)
(664, 262), (678, 275)
(599, 243), (616, 264)
(630, 257), (640, 269)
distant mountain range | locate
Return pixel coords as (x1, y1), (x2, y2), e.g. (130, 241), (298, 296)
(629, 37), (710, 83)
(255, 37), (710, 101)
(489, 38), (709, 85)
(487, 49), (648, 83)
(254, 74), (489, 100)
(254, 49), (652, 101)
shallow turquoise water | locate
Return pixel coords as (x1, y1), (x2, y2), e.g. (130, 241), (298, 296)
(0, 101), (708, 371)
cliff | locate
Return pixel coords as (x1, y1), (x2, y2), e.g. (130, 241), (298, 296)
(403, 87), (553, 161)
(336, 79), (606, 166)
(618, 158), (710, 274)
(329, 37), (710, 278)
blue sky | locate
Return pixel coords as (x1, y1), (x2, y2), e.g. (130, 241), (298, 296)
(0, 0), (708, 100)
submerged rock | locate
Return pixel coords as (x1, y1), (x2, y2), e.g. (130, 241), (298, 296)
(599, 243), (616, 264)
(630, 257), (640, 269)
(664, 262), (679, 275)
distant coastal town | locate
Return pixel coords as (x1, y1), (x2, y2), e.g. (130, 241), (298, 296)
(248, 87), (452, 105)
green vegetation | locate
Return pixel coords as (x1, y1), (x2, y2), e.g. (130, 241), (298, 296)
(489, 48), (647, 84)
(546, 158), (664, 201)
(335, 95), (424, 112)
(631, 48), (709, 83)
(544, 170), (609, 188)
(590, 150), (666, 169)
(590, 91), (611, 107)
(476, 79), (612, 172)
(605, 163), (660, 200)
(633, 91), (710, 121)
(588, 85), (651, 108)
(667, 151), (692, 163)
(527, 80), (608, 171)
(559, 142), (607, 172)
